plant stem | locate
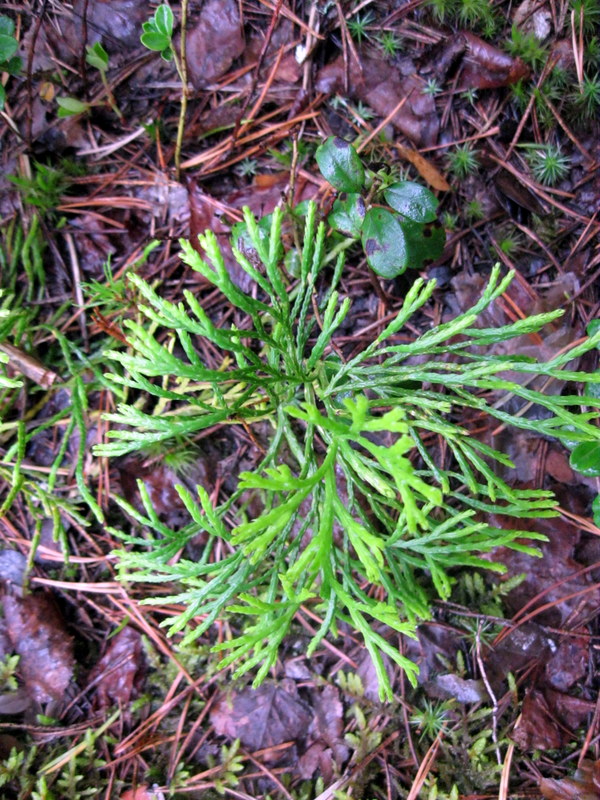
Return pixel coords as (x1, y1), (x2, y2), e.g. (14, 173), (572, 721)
(173, 0), (188, 180)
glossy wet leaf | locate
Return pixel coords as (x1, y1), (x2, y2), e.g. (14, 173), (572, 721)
(0, 32), (17, 64)
(0, 15), (14, 36)
(384, 181), (439, 223)
(316, 137), (365, 193)
(401, 219), (445, 269)
(569, 441), (600, 476)
(361, 208), (408, 278)
(328, 193), (366, 237)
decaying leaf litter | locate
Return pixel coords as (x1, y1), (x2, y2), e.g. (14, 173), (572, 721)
(0, 0), (599, 797)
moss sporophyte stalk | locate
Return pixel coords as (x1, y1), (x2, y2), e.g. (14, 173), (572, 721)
(94, 202), (600, 700)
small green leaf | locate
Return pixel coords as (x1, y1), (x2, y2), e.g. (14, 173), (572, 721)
(384, 181), (439, 223)
(140, 30), (171, 51)
(569, 441), (600, 476)
(328, 193), (366, 237)
(154, 4), (174, 37)
(0, 84), (5, 109)
(593, 494), (600, 527)
(315, 136), (365, 193)
(361, 208), (408, 278)
(160, 45), (174, 62)
(0, 33), (17, 63)
(401, 219), (445, 269)
(56, 96), (90, 116)
(85, 42), (109, 71)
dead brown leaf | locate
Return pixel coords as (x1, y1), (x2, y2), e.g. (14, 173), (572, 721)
(210, 681), (312, 751)
(511, 689), (564, 751)
(120, 787), (166, 800)
(396, 144), (450, 192)
(2, 592), (74, 706)
(88, 628), (145, 709)
(540, 759), (600, 800)
(185, 0), (245, 89)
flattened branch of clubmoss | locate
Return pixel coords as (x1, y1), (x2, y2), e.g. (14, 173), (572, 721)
(95, 202), (600, 700)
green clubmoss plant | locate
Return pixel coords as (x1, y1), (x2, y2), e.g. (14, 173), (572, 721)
(96, 203), (600, 700)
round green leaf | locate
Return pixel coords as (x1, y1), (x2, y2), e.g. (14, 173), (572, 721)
(315, 137), (365, 193)
(328, 193), (366, 238)
(361, 208), (408, 278)
(569, 441), (600, 476)
(0, 33), (17, 64)
(0, 15), (15, 36)
(593, 494), (600, 527)
(401, 219), (445, 269)
(154, 5), (174, 37)
(140, 30), (171, 51)
(384, 181), (439, 223)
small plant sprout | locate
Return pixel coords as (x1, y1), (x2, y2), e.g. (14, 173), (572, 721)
(423, 78), (443, 96)
(447, 143), (479, 180)
(347, 10), (376, 44)
(465, 199), (485, 220)
(140, 4), (188, 178)
(85, 42), (123, 118)
(506, 25), (547, 69)
(521, 142), (571, 186)
(0, 15), (21, 109)
(574, 72), (600, 118)
(236, 158), (259, 178)
(410, 699), (453, 740)
(377, 30), (403, 58)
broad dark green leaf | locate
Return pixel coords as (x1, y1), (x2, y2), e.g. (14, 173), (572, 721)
(0, 15), (14, 36)
(140, 30), (171, 51)
(361, 208), (408, 278)
(569, 441), (600, 476)
(0, 33), (17, 64)
(401, 219), (445, 269)
(384, 181), (439, 223)
(315, 137), (365, 193)
(154, 4), (174, 37)
(328, 194), (366, 237)
(4, 55), (21, 75)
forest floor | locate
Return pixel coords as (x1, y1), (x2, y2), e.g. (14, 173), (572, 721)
(0, 0), (600, 798)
